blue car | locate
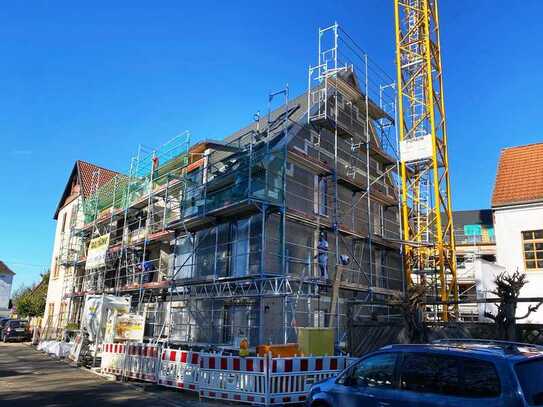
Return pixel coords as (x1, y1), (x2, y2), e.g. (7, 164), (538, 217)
(307, 339), (543, 406)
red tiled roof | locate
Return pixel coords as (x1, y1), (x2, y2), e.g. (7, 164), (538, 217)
(54, 160), (119, 219)
(76, 160), (118, 198)
(0, 261), (15, 275)
(492, 143), (543, 207)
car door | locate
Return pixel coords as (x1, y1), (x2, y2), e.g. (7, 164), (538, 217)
(330, 352), (403, 407)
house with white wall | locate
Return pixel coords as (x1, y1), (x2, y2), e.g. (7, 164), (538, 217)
(492, 142), (543, 323)
(42, 160), (118, 339)
(0, 261), (15, 318)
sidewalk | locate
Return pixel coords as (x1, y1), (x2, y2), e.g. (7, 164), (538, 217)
(0, 342), (220, 407)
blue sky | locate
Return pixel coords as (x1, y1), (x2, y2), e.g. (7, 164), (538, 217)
(1, 1), (542, 288)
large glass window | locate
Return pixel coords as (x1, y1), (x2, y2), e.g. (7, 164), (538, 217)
(522, 230), (543, 270)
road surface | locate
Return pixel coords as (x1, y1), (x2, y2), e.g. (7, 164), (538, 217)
(0, 342), (218, 407)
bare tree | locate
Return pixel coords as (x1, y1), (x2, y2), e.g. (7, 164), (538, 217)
(484, 270), (543, 341)
(389, 284), (428, 343)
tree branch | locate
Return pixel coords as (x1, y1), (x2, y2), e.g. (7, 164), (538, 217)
(516, 302), (543, 320)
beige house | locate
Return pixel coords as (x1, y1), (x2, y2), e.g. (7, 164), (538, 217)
(42, 161), (117, 339)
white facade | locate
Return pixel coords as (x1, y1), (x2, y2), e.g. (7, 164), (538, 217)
(0, 271), (14, 317)
(494, 203), (543, 323)
(42, 196), (83, 336)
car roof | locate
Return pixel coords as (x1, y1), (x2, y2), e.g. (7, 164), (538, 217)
(379, 340), (543, 363)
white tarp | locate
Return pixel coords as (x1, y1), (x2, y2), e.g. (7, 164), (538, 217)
(81, 295), (130, 342)
(37, 341), (72, 358)
(85, 234), (110, 270)
(400, 134), (434, 163)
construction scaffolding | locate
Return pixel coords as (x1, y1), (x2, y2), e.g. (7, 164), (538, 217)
(52, 24), (404, 353)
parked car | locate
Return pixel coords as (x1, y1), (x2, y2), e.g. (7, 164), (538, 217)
(0, 318), (10, 336)
(307, 339), (543, 407)
(1, 320), (31, 342)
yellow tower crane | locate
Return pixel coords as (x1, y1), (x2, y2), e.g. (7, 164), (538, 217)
(393, 0), (458, 320)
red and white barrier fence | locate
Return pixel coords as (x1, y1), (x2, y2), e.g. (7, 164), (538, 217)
(101, 343), (126, 376)
(157, 348), (200, 391)
(198, 354), (269, 405)
(268, 356), (354, 405)
(100, 342), (357, 406)
(123, 343), (159, 382)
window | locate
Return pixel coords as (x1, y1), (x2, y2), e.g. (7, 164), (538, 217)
(52, 261), (59, 279)
(463, 359), (501, 398)
(400, 353), (462, 395)
(318, 177), (328, 216)
(400, 353), (500, 398)
(61, 212), (67, 233)
(515, 359), (543, 405)
(343, 353), (398, 388)
(47, 303), (55, 322)
(522, 230), (543, 270)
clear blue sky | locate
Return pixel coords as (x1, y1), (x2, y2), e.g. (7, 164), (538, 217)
(1, 1), (542, 288)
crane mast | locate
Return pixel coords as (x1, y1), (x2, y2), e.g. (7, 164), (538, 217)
(393, 0), (458, 320)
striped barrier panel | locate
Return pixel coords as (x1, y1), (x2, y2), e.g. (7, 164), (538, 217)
(198, 353), (268, 405)
(267, 356), (355, 405)
(157, 348), (200, 391)
(123, 343), (160, 382)
(101, 343), (126, 376)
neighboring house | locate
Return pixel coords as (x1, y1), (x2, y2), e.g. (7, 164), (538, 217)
(42, 160), (118, 339)
(492, 142), (543, 323)
(0, 261), (15, 318)
(452, 209), (499, 321)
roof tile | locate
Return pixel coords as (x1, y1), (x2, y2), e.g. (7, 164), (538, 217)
(77, 160), (118, 197)
(492, 143), (543, 207)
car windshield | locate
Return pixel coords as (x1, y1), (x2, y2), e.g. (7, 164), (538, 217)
(515, 359), (543, 405)
(9, 321), (27, 328)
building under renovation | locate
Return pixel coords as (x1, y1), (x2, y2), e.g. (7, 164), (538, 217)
(43, 25), (403, 350)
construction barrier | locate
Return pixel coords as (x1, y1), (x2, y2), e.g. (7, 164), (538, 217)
(100, 341), (357, 405)
(268, 356), (353, 405)
(101, 343), (126, 376)
(157, 348), (200, 391)
(198, 354), (269, 404)
(123, 343), (159, 382)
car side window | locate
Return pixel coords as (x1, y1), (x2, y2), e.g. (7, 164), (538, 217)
(400, 353), (462, 395)
(463, 359), (501, 397)
(400, 353), (501, 398)
(349, 353), (398, 389)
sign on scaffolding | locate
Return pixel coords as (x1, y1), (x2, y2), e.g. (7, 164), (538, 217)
(113, 314), (145, 342)
(400, 134), (433, 163)
(85, 233), (110, 270)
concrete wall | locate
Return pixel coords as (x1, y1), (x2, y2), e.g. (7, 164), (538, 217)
(494, 203), (543, 323)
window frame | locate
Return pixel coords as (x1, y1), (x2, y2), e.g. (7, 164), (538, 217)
(522, 229), (543, 271)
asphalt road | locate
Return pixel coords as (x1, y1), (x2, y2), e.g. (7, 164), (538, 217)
(0, 342), (219, 407)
